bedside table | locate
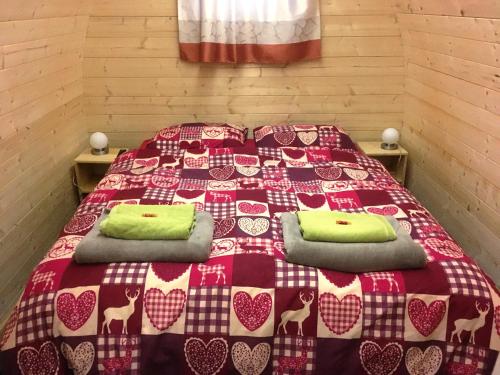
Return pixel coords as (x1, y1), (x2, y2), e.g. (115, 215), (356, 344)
(74, 148), (127, 200)
(357, 141), (408, 185)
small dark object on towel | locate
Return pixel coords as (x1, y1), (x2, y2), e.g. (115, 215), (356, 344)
(74, 211), (214, 263)
(280, 212), (427, 272)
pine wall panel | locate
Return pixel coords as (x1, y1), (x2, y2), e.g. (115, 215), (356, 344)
(83, 1), (406, 148)
(399, 1), (500, 280)
(0, 1), (92, 322)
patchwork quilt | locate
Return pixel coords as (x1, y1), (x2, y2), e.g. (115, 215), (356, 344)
(0, 139), (499, 374)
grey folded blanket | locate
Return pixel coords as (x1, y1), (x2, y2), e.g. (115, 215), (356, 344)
(74, 211), (214, 264)
(281, 212), (427, 272)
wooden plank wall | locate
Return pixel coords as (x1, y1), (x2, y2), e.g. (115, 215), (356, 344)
(0, 0), (92, 322)
(398, 1), (500, 280)
(83, 0), (406, 148)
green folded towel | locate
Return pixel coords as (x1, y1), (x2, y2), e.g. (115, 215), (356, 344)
(100, 204), (196, 240)
(297, 211), (397, 243)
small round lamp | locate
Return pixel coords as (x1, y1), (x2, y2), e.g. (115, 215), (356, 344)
(381, 128), (400, 150)
(90, 132), (109, 155)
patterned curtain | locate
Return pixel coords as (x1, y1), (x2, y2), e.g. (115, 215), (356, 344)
(177, 0), (321, 64)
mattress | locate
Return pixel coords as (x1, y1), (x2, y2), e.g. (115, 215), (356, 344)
(0, 134), (498, 374)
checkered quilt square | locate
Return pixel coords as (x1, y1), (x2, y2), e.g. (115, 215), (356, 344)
(97, 335), (141, 374)
(271, 217), (283, 241)
(108, 158), (133, 174)
(292, 181), (323, 194)
(143, 188), (175, 202)
(180, 126), (203, 140)
(362, 293), (405, 339)
(266, 191), (297, 208)
(153, 140), (180, 151)
(273, 336), (316, 374)
(388, 190), (416, 204)
(356, 155), (381, 168)
(262, 167), (288, 180)
(337, 207), (365, 214)
(441, 260), (490, 298)
(16, 293), (55, 345)
(445, 343), (488, 373)
(235, 238), (274, 256)
(178, 178), (208, 190)
(76, 203), (106, 216)
(185, 287), (230, 334)
(205, 202), (236, 219)
(209, 153), (233, 168)
(257, 147), (281, 159)
(102, 263), (149, 285)
(275, 260), (317, 288)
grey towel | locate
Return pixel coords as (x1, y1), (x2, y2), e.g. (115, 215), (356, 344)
(74, 211), (214, 264)
(281, 212), (427, 272)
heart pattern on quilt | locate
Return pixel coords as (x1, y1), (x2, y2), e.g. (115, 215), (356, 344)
(297, 131), (318, 145)
(131, 157), (159, 174)
(407, 298), (446, 337)
(0, 306), (17, 348)
(238, 218), (269, 236)
(176, 190), (205, 200)
(152, 263), (191, 283)
(214, 218), (236, 238)
(359, 340), (403, 375)
(315, 167), (342, 180)
(185, 156), (208, 169)
(296, 193), (326, 209)
(319, 293), (361, 335)
(405, 346), (442, 375)
(48, 235), (82, 259)
(203, 128), (224, 138)
(282, 148), (305, 160)
(238, 202), (267, 215)
(231, 342), (270, 375)
(151, 175), (179, 188)
(184, 337), (228, 375)
(233, 292), (272, 331)
(424, 238), (463, 259)
(343, 168), (369, 181)
(235, 155), (258, 166)
(367, 205), (399, 216)
(210, 166), (235, 180)
(145, 288), (186, 331)
(399, 220), (412, 235)
(236, 166), (260, 177)
(17, 341), (59, 375)
(61, 341), (95, 375)
(56, 290), (96, 331)
(264, 179), (292, 191)
(320, 271), (357, 289)
(274, 131), (296, 146)
(64, 214), (97, 234)
(159, 127), (180, 139)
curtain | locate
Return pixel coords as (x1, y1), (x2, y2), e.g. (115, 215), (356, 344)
(177, 0), (321, 64)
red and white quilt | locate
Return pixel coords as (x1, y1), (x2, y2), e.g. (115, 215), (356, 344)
(0, 140), (498, 374)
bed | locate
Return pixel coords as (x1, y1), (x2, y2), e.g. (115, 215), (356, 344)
(0, 124), (498, 374)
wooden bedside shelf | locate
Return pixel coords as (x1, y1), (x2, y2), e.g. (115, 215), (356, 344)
(74, 148), (127, 200)
(357, 141), (408, 185)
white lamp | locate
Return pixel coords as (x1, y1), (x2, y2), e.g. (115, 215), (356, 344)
(381, 128), (400, 150)
(90, 132), (109, 155)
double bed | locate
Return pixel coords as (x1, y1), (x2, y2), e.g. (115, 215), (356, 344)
(0, 124), (498, 374)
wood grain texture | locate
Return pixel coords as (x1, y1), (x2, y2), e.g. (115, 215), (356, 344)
(0, 5), (89, 323)
(399, 3), (500, 280)
(82, 1), (405, 143)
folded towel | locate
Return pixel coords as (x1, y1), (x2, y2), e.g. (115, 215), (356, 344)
(297, 211), (397, 243)
(74, 211), (213, 264)
(281, 212), (427, 272)
(100, 204), (195, 240)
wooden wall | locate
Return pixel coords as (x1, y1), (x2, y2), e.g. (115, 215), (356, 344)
(0, 0), (92, 322)
(83, 0), (406, 148)
(398, 1), (500, 280)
